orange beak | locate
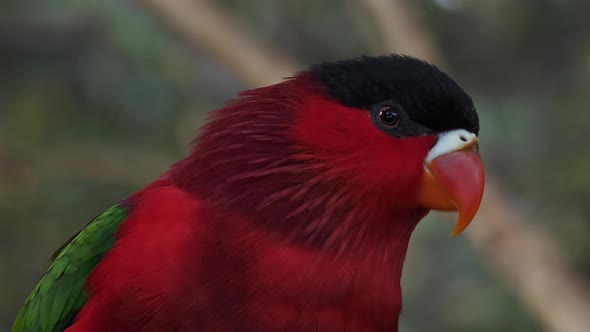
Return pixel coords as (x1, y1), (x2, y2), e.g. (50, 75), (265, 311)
(418, 137), (484, 236)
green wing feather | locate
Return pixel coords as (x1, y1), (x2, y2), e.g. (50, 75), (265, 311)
(12, 205), (128, 332)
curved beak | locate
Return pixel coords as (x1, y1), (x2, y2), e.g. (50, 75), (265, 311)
(418, 130), (485, 236)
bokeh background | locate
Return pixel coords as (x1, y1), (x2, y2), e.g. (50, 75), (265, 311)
(1, 0), (590, 331)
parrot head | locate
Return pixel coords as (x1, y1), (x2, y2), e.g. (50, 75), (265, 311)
(177, 55), (484, 249)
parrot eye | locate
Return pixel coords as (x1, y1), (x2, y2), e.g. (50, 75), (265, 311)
(378, 107), (400, 128)
(370, 100), (434, 137)
(371, 101), (404, 132)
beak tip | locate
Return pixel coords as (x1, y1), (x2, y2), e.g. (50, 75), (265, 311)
(450, 223), (466, 237)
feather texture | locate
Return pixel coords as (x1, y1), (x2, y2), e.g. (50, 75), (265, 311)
(12, 205), (127, 332)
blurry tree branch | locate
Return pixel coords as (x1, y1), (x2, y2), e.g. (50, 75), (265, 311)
(357, 0), (444, 67)
(134, 1), (590, 331)
(470, 179), (590, 332)
(360, 1), (590, 332)
(135, 0), (299, 87)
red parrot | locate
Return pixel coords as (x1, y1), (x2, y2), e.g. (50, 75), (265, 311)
(14, 55), (484, 332)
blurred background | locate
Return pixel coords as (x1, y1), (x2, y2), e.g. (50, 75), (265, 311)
(1, 0), (590, 331)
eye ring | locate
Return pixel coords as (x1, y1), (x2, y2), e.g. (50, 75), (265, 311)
(378, 106), (400, 128)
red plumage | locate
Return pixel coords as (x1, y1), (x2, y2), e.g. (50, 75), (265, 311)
(67, 75), (437, 331)
(60, 56), (485, 332)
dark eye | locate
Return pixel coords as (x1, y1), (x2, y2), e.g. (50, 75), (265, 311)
(378, 107), (400, 128)
(370, 101), (411, 136)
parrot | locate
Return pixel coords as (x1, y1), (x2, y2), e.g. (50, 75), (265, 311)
(13, 55), (484, 332)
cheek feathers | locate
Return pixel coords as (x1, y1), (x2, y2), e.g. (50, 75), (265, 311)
(291, 97), (378, 157)
(291, 96), (437, 202)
